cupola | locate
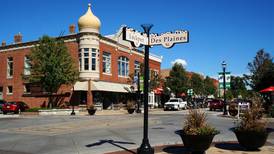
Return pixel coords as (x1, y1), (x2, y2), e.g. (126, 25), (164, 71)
(78, 3), (101, 33)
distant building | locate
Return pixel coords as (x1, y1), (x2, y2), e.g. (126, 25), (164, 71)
(0, 4), (162, 109)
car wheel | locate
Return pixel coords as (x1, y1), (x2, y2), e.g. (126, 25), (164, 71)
(210, 108), (212, 111)
(3, 111), (7, 115)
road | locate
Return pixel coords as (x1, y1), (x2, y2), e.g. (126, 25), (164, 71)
(0, 109), (273, 154)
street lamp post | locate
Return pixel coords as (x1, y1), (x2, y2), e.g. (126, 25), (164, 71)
(222, 61), (227, 115)
(137, 24), (154, 154)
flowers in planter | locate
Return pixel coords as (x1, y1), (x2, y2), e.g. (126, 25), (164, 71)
(233, 94), (270, 150)
(234, 96), (266, 132)
(126, 101), (136, 110)
(183, 109), (219, 135)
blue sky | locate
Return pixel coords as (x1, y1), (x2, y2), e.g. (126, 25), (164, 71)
(1, 0), (273, 78)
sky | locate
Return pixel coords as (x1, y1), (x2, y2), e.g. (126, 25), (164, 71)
(1, 0), (273, 78)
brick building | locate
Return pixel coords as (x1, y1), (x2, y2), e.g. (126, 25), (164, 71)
(0, 4), (162, 108)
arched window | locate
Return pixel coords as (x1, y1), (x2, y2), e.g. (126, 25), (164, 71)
(118, 56), (129, 77)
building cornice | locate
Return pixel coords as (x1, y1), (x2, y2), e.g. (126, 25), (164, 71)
(0, 34), (78, 52)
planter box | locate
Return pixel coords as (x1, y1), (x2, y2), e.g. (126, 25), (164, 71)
(38, 109), (80, 115)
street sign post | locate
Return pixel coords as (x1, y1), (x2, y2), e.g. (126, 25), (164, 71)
(123, 25), (189, 154)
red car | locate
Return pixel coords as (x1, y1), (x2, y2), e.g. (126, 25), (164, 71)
(2, 101), (29, 114)
(208, 99), (224, 111)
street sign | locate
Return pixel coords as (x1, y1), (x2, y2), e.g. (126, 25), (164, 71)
(150, 30), (189, 48)
(123, 27), (189, 48)
(123, 27), (148, 47)
(187, 89), (193, 96)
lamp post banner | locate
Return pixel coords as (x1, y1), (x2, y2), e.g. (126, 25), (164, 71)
(150, 30), (189, 48)
(218, 72), (231, 89)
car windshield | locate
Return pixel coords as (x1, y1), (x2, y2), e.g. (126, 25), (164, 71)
(169, 99), (179, 102)
(7, 102), (16, 105)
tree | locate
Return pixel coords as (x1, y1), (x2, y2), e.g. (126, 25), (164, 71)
(203, 76), (217, 96)
(165, 63), (189, 97)
(28, 36), (79, 108)
(190, 73), (203, 96)
(246, 49), (274, 91)
(230, 76), (248, 98)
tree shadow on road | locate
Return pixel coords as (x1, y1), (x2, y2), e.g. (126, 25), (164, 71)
(86, 139), (136, 154)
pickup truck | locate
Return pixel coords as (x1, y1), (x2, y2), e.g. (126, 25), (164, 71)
(164, 98), (187, 111)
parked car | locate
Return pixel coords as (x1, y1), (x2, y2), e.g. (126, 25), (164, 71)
(0, 100), (7, 112)
(208, 99), (224, 111)
(2, 101), (29, 114)
(164, 98), (187, 111)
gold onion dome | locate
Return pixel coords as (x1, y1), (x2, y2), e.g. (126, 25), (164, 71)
(78, 3), (101, 31)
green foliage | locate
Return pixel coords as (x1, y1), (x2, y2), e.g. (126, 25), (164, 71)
(246, 49), (274, 91)
(25, 107), (47, 112)
(190, 73), (203, 95)
(230, 76), (248, 98)
(165, 63), (189, 96)
(203, 76), (217, 96)
(27, 36), (79, 108)
(183, 109), (219, 135)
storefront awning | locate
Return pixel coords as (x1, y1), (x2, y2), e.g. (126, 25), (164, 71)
(73, 81), (132, 93)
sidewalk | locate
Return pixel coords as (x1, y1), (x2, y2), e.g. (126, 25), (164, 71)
(106, 142), (274, 154)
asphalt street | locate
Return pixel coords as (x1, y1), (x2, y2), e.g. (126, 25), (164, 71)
(0, 110), (273, 154)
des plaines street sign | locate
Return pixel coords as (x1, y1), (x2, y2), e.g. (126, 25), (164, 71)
(150, 31), (188, 48)
(123, 27), (189, 48)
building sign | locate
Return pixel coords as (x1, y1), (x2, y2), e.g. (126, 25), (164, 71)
(123, 27), (148, 47)
(150, 30), (189, 48)
(218, 72), (231, 89)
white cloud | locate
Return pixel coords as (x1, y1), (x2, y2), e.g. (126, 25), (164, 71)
(171, 59), (187, 67)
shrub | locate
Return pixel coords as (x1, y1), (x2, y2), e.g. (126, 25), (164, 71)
(87, 103), (96, 110)
(183, 109), (219, 135)
(235, 95), (267, 132)
(126, 101), (135, 109)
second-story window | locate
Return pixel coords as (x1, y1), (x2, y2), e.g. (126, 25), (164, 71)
(84, 48), (89, 70)
(118, 56), (129, 77)
(103, 52), (111, 74)
(7, 57), (13, 78)
(91, 48), (97, 71)
(24, 56), (31, 75)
